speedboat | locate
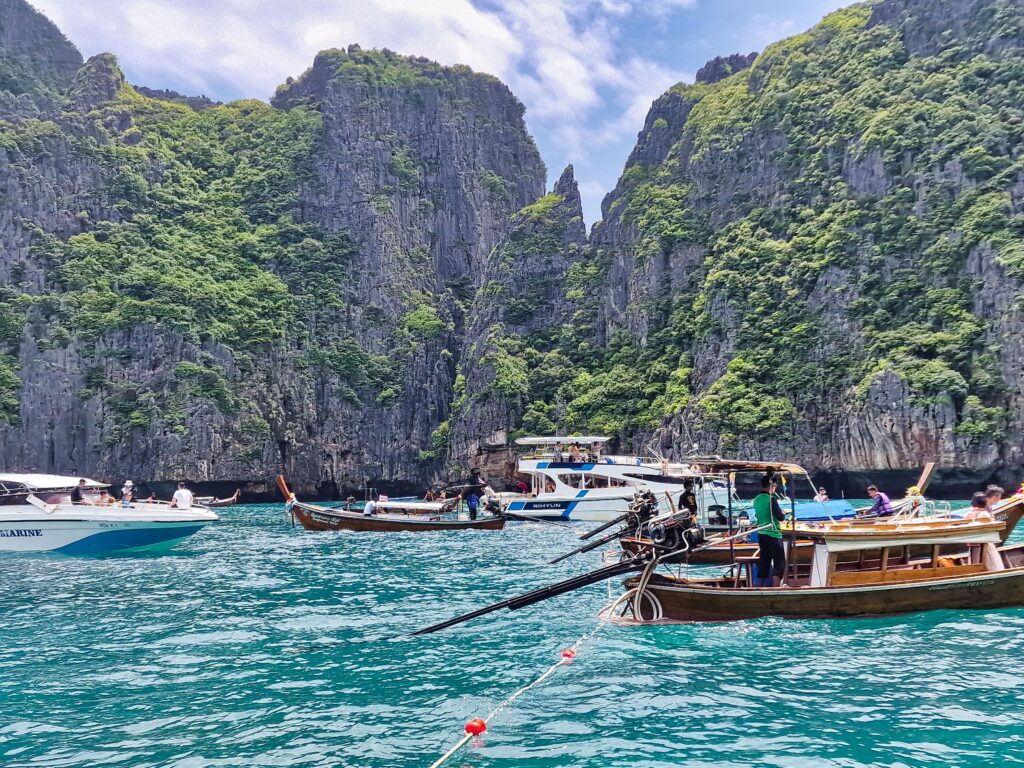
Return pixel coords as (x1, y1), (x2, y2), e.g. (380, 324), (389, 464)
(0, 474), (217, 555)
(508, 436), (733, 522)
(508, 437), (855, 525)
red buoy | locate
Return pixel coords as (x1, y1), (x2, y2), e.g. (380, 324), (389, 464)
(561, 648), (576, 659)
(465, 718), (487, 736)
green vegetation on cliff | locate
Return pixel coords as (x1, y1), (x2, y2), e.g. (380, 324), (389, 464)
(552, 0), (1024, 448)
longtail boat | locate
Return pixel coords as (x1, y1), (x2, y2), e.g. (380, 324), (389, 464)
(631, 518), (1024, 621)
(277, 477), (505, 533)
(645, 492), (1024, 566)
(414, 463), (1024, 635)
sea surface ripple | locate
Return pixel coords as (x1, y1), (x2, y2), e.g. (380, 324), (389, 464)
(2, 503), (1023, 767)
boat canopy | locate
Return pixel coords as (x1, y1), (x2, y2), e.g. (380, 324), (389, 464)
(514, 436), (610, 446)
(803, 519), (1005, 552)
(686, 459), (807, 475)
(0, 473), (108, 494)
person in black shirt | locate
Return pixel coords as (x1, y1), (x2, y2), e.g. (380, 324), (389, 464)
(678, 479), (698, 520)
(69, 479), (88, 504)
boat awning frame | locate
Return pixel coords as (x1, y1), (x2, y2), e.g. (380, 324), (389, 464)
(0, 473), (108, 495)
(514, 436), (611, 446)
(684, 459), (807, 475)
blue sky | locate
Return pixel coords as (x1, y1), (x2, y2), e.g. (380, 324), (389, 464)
(35, 0), (849, 223)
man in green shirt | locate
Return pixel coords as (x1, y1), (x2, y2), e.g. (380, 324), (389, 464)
(754, 475), (787, 587)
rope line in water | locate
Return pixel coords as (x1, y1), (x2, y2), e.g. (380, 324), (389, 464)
(428, 622), (607, 768)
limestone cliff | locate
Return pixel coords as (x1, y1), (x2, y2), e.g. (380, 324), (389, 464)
(0, 0), (81, 116)
(0, 22), (544, 495)
(445, 165), (588, 480)
(582, 0), (1024, 489)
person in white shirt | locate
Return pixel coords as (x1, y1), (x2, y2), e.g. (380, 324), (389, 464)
(170, 482), (193, 510)
(363, 498), (376, 517)
(813, 487), (829, 502)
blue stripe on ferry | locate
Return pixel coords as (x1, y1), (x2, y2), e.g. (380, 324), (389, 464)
(575, 490), (588, 498)
(55, 525), (204, 555)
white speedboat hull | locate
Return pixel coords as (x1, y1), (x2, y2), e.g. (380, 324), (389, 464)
(0, 504), (216, 555)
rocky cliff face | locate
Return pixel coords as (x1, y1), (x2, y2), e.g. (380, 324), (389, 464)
(582, 0), (1024, 487)
(3, 0), (1024, 495)
(0, 21), (544, 495)
(0, 0), (81, 116)
(445, 165), (588, 481)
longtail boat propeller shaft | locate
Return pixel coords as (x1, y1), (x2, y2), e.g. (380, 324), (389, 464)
(412, 556), (649, 636)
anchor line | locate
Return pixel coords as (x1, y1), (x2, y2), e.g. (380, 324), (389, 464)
(427, 622), (608, 768)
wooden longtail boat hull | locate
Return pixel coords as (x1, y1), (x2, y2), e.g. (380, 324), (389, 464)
(637, 566), (1024, 621)
(292, 502), (505, 532)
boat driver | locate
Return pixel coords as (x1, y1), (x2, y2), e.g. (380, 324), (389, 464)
(754, 475), (787, 587)
(678, 479), (698, 521)
(69, 479), (89, 504)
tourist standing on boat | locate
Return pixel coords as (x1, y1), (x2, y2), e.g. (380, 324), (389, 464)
(965, 492), (994, 563)
(754, 475), (787, 587)
(363, 497), (377, 517)
(986, 485), (1004, 512)
(467, 492), (480, 520)
(121, 480), (135, 507)
(170, 482), (193, 510)
(69, 479), (89, 504)
(866, 485), (894, 517)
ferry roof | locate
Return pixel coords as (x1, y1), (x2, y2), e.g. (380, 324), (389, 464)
(0, 473), (108, 491)
(515, 436), (610, 446)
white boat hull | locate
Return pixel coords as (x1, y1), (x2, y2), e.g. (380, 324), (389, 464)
(0, 503), (216, 554)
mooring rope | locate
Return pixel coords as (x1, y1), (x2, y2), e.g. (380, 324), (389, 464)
(427, 622), (607, 768)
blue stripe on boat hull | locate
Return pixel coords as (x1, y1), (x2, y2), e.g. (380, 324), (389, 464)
(54, 525), (206, 555)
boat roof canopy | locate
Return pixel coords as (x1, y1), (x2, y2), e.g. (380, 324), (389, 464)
(514, 436), (610, 446)
(0, 473), (108, 492)
(686, 459), (807, 475)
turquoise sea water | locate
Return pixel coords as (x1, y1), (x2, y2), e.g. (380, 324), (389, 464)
(3, 502), (1023, 767)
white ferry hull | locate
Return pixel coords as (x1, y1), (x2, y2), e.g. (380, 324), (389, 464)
(505, 495), (631, 521)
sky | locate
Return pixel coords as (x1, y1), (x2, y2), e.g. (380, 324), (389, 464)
(33, 0), (850, 223)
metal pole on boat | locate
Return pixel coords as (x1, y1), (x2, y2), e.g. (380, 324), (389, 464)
(727, 473), (734, 563)
(788, 471), (797, 584)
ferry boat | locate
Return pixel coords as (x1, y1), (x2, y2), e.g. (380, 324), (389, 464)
(507, 437), (855, 525)
(0, 474), (217, 555)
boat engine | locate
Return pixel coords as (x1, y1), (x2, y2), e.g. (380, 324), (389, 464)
(648, 511), (705, 553)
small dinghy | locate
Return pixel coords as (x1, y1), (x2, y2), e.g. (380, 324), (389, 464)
(277, 477), (506, 533)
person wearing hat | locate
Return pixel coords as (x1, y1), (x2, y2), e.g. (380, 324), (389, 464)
(121, 480), (135, 508)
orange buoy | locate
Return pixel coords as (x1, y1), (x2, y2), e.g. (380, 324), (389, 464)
(465, 718), (487, 736)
